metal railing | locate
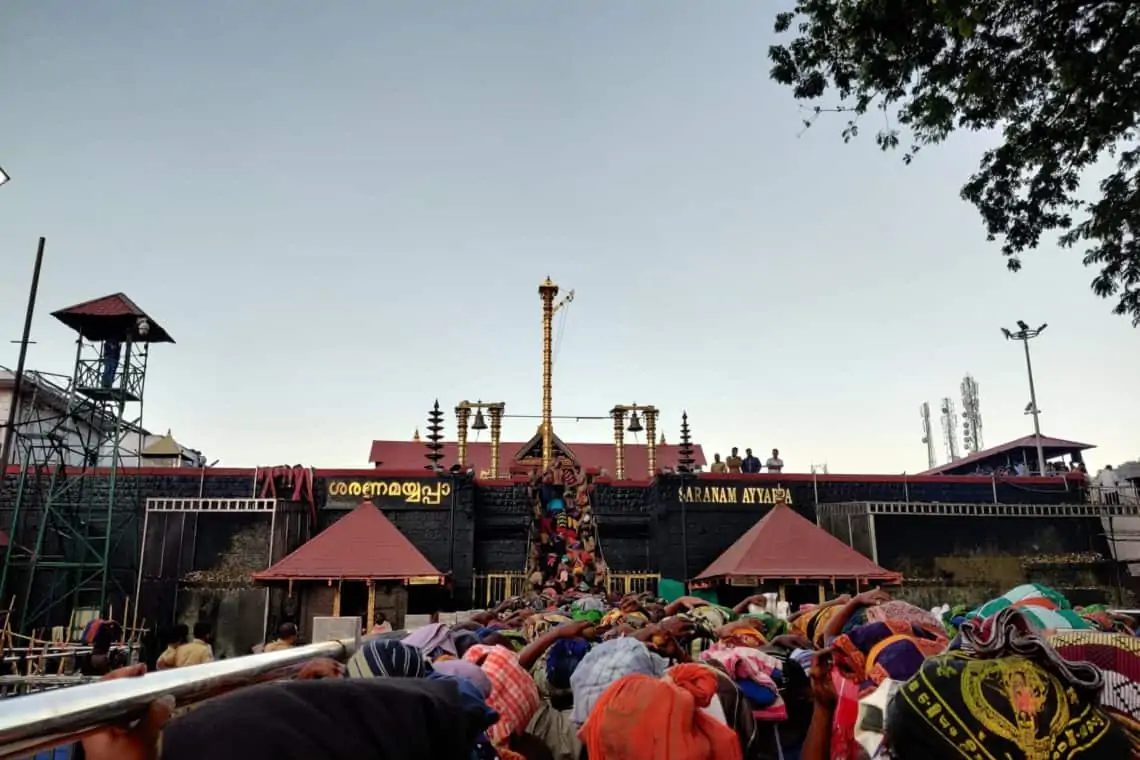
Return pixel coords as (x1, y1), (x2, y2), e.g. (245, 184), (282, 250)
(1087, 484), (1140, 506)
(608, 573), (660, 597)
(472, 573), (527, 608)
(0, 675), (97, 699)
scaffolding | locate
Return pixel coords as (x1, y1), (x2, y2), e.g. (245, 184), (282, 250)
(0, 293), (173, 635)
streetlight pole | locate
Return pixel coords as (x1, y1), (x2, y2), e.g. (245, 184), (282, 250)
(1001, 320), (1048, 476)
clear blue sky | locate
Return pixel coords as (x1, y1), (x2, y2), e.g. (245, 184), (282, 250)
(1, 1), (1136, 473)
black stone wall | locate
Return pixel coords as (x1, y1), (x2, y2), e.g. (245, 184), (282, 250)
(0, 468), (1095, 632)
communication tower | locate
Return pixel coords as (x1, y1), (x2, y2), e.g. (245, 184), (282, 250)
(960, 374), (984, 454)
(919, 402), (937, 470)
(939, 397), (960, 463)
(0, 294), (173, 634)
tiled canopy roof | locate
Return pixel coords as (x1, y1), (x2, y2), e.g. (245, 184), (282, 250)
(252, 501), (444, 582)
(693, 503), (900, 583)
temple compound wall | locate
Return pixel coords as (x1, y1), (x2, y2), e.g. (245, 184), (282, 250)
(0, 467), (1119, 646)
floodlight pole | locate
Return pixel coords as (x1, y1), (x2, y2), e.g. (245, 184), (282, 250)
(1002, 322), (1047, 476)
(0, 239), (46, 493)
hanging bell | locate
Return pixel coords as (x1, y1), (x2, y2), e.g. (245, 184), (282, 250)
(471, 408), (488, 431)
(627, 410), (644, 433)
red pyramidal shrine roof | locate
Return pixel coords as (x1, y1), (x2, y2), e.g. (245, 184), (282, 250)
(253, 502), (444, 582)
(693, 504), (900, 583)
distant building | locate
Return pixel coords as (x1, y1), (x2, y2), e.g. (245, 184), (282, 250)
(918, 434), (1092, 477)
(0, 369), (205, 469)
(132, 429), (206, 468)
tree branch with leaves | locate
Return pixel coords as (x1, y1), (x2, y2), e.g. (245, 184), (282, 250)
(769, 0), (1140, 324)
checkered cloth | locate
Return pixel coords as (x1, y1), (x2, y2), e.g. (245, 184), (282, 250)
(569, 637), (667, 725)
(463, 644), (540, 744)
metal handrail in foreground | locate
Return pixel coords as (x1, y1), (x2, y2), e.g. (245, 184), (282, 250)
(0, 638), (357, 760)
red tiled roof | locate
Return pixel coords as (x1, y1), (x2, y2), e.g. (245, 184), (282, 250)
(50, 293), (173, 344)
(693, 504), (900, 582)
(50, 293), (175, 343)
(919, 434), (1095, 475)
(53, 293), (146, 319)
(367, 439), (707, 477)
(252, 501), (444, 582)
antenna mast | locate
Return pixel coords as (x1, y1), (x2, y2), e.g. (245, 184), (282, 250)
(960, 374), (984, 454)
(920, 402), (937, 470)
(940, 397), (960, 463)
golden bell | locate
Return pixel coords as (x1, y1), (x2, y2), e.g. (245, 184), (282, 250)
(471, 408), (488, 431)
(627, 411), (643, 434)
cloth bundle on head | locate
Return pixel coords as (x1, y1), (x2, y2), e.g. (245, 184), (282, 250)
(831, 619), (948, 695)
(570, 636), (668, 725)
(600, 608), (650, 631)
(159, 677), (498, 760)
(347, 639), (431, 679)
(578, 666), (744, 760)
(699, 644), (786, 720)
(572, 595), (607, 614)
(687, 604), (734, 631)
(463, 644), (541, 744)
(738, 611), (787, 639)
(546, 637), (590, 690)
(680, 612), (722, 660)
(862, 600), (946, 637)
(403, 622), (459, 659)
(968, 583), (1093, 631)
(791, 604), (838, 648)
(890, 607), (1132, 759)
(571, 608), (603, 626)
(717, 626), (767, 650)
(526, 612), (573, 641)
(431, 657), (494, 698)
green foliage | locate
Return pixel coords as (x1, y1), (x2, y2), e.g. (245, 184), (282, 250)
(769, 0), (1140, 324)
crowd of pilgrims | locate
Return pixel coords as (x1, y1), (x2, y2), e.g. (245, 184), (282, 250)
(79, 582), (1140, 760)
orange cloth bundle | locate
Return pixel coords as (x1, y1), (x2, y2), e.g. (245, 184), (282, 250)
(578, 664), (743, 760)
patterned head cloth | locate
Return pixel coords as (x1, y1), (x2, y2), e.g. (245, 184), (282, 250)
(569, 637), (668, 725)
(891, 608), (1131, 759)
(831, 620), (948, 695)
(347, 639), (431, 679)
(888, 653), (1130, 759)
(1050, 630), (1140, 754)
(463, 644), (541, 744)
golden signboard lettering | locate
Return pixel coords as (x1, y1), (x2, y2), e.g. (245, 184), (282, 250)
(677, 485), (792, 505)
(326, 480), (452, 505)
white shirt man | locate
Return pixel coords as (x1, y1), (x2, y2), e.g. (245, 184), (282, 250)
(766, 448), (784, 473)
